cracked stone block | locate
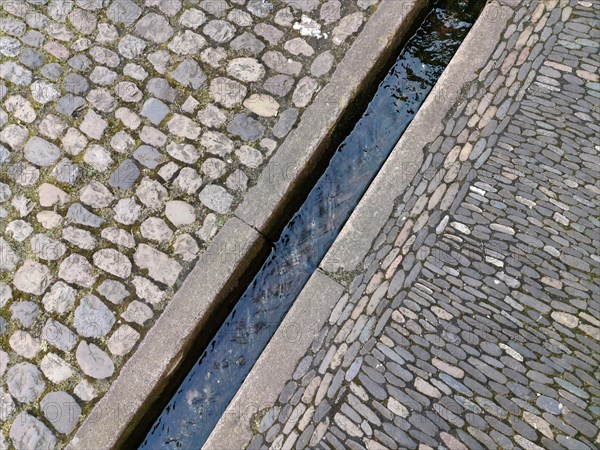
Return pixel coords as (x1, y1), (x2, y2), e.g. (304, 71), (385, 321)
(13, 260), (52, 295)
(132, 276), (165, 305)
(111, 131), (135, 153)
(10, 412), (56, 449)
(74, 379), (96, 402)
(199, 184), (234, 214)
(31, 234), (66, 261)
(202, 157), (227, 180)
(230, 31), (265, 54)
(79, 181), (114, 209)
(107, 324), (140, 356)
(6, 362), (45, 403)
(58, 254), (96, 287)
(76, 341), (115, 379)
(118, 34), (147, 59)
(40, 353), (73, 384)
(292, 76), (319, 107)
(180, 8), (207, 28)
(262, 51), (302, 76)
(134, 244), (182, 287)
(6, 219), (33, 242)
(197, 104), (227, 129)
(204, 19), (236, 43)
(62, 127), (87, 155)
(122, 300), (153, 325)
(93, 248), (132, 279)
(101, 227), (135, 248)
(263, 74), (295, 97)
(169, 30), (206, 55)
(42, 319), (77, 352)
(173, 168), (203, 194)
(73, 294), (116, 338)
(42, 282), (76, 315)
(167, 114), (201, 139)
(236, 145), (264, 168)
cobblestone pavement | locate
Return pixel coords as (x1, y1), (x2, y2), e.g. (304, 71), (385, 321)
(249, 0), (600, 449)
(0, 0), (385, 447)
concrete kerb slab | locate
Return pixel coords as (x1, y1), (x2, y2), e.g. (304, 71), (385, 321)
(204, 270), (344, 450)
(320, 0), (517, 274)
(67, 1), (427, 447)
(68, 217), (265, 450)
(235, 0), (428, 240)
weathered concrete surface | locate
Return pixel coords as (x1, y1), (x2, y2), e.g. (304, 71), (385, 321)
(321, 0), (515, 273)
(235, 0), (427, 239)
(204, 270), (344, 450)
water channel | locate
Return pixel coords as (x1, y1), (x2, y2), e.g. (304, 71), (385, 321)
(140, 0), (486, 447)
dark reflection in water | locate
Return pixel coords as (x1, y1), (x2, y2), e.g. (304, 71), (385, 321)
(141, 0), (485, 447)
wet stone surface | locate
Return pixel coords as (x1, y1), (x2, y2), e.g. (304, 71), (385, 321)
(0, 0), (379, 445)
(251, 1), (600, 449)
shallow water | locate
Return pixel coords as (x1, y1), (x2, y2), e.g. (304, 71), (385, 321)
(141, 1), (486, 447)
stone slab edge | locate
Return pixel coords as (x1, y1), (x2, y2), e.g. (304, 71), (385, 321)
(68, 217), (265, 450)
(236, 0), (428, 239)
(204, 270), (344, 450)
(320, 0), (516, 273)
(67, 0), (426, 447)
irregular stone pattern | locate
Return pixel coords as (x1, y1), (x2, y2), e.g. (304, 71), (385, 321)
(0, 0), (375, 444)
(249, 1), (600, 449)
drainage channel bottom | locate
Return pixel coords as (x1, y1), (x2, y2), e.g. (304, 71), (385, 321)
(140, 0), (486, 447)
